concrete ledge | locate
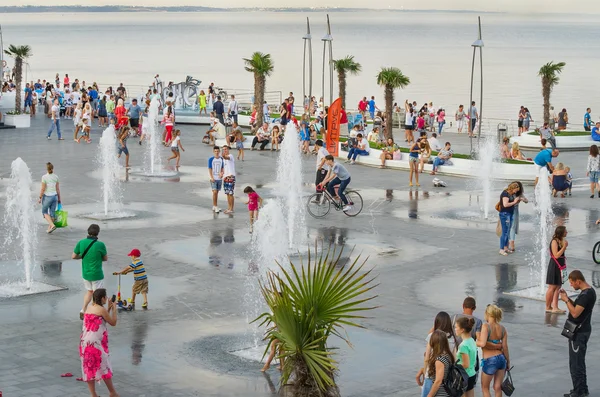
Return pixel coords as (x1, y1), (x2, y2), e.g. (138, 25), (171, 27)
(335, 144), (537, 182)
(510, 132), (597, 150)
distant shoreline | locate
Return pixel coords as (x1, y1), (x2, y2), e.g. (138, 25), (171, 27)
(0, 6), (498, 14)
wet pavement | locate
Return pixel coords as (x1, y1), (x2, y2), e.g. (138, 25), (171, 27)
(0, 116), (600, 396)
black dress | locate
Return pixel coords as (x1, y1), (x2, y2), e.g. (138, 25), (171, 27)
(546, 239), (565, 286)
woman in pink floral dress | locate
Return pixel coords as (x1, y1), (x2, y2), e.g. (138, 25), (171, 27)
(80, 288), (119, 397)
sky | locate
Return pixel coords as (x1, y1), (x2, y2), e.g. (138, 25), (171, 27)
(2, 0), (600, 14)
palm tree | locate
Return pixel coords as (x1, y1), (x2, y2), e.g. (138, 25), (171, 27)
(332, 56), (361, 109)
(4, 45), (32, 113)
(243, 52), (274, 127)
(255, 247), (378, 397)
(538, 61), (566, 124)
(376, 67), (410, 140)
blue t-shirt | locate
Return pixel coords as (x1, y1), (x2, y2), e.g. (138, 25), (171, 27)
(585, 112), (592, 128)
(34, 82), (42, 90)
(332, 162), (350, 180)
(368, 100), (376, 112)
(534, 148), (552, 167)
(592, 127), (600, 141)
(128, 104), (142, 119)
(89, 90), (98, 100)
(24, 87), (32, 100)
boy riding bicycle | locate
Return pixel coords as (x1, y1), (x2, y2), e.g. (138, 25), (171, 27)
(318, 155), (352, 212)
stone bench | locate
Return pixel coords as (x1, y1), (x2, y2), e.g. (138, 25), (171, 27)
(510, 132), (596, 151)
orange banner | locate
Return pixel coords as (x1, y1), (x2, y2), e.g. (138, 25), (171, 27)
(326, 98), (341, 157)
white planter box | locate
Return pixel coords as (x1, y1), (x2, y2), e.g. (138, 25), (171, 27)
(4, 114), (31, 128)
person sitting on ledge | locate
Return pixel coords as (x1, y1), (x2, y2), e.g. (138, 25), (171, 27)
(346, 133), (370, 165)
(499, 137), (511, 159)
(380, 137), (400, 169)
(551, 162), (571, 198)
(430, 142), (453, 175)
(591, 122), (600, 142)
(251, 122), (271, 151)
(510, 142), (531, 161)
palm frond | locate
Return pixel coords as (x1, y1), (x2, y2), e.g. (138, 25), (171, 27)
(332, 55), (362, 75)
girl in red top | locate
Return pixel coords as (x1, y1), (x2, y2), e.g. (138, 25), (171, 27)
(244, 186), (263, 233)
(161, 106), (174, 145)
(114, 98), (128, 129)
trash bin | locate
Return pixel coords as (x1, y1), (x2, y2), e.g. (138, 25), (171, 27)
(497, 123), (508, 143)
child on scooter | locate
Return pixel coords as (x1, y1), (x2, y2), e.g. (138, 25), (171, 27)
(113, 248), (148, 309)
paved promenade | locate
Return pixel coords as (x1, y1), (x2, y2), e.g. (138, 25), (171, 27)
(0, 115), (598, 397)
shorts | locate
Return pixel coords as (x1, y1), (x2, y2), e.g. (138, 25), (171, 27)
(409, 156), (418, 163)
(405, 124), (414, 131)
(83, 279), (105, 291)
(223, 176), (236, 195)
(171, 146), (179, 152)
(132, 278), (149, 294)
(130, 118), (139, 128)
(211, 179), (223, 191)
(280, 117), (288, 125)
(518, 120), (523, 128)
(42, 194), (58, 218)
(236, 141), (244, 150)
(117, 145), (129, 156)
(466, 374), (477, 391)
(590, 171), (599, 183)
(481, 354), (507, 376)
(24, 99), (32, 107)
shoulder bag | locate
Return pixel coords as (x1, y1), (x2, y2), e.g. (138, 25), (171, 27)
(81, 239), (98, 260)
(561, 295), (593, 340)
(501, 366), (515, 396)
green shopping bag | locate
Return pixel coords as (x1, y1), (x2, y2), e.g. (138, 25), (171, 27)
(55, 205), (68, 228)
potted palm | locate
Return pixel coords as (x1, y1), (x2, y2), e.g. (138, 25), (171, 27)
(376, 67), (410, 140)
(255, 247), (378, 396)
(243, 52), (274, 127)
(3, 44), (32, 128)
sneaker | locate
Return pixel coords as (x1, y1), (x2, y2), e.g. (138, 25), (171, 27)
(342, 205), (353, 212)
(214, 207), (221, 213)
(344, 159), (351, 163)
(47, 136), (51, 140)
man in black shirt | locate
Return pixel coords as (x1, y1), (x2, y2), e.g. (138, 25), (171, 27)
(213, 96), (225, 125)
(560, 270), (596, 397)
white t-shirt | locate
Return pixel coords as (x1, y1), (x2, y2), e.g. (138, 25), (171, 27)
(405, 111), (413, 125)
(170, 136), (180, 148)
(316, 147), (330, 171)
(357, 139), (370, 153)
(222, 155), (236, 177)
(228, 100), (238, 114)
(74, 108), (82, 124)
(72, 92), (81, 104)
(428, 137), (442, 151)
(51, 105), (59, 120)
(42, 173), (59, 196)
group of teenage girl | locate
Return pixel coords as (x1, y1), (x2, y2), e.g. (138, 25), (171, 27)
(417, 300), (510, 397)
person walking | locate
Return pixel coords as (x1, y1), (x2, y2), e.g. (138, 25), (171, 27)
(222, 145), (236, 214)
(228, 94), (239, 124)
(508, 181), (528, 252)
(80, 288), (119, 397)
(477, 305), (510, 397)
(436, 108), (446, 136)
(546, 225), (568, 314)
(469, 101), (478, 137)
(208, 146), (224, 213)
(72, 224), (108, 320)
(584, 108), (592, 132)
(47, 99), (63, 140)
(167, 129), (185, 168)
(38, 162), (61, 234)
(455, 105), (466, 133)
(559, 270), (596, 397)
(498, 182), (521, 256)
(586, 145), (600, 198)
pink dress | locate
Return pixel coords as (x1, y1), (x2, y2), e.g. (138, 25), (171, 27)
(248, 192), (260, 211)
(80, 313), (113, 382)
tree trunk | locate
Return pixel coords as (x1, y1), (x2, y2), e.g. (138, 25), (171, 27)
(338, 70), (346, 109)
(384, 86), (394, 140)
(542, 78), (550, 125)
(255, 73), (264, 128)
(282, 359), (340, 397)
(15, 57), (23, 113)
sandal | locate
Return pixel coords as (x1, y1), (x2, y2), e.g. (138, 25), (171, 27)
(551, 309), (566, 314)
(48, 225), (57, 234)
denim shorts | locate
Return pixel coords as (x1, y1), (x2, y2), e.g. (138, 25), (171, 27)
(117, 145), (129, 156)
(481, 354), (506, 375)
(42, 194), (58, 218)
(590, 171), (599, 183)
(211, 179), (222, 191)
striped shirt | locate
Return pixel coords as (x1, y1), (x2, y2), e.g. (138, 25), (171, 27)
(129, 258), (147, 281)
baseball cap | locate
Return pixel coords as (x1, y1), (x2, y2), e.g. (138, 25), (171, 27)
(127, 249), (141, 257)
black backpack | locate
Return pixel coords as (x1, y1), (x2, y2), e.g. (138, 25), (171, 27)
(443, 363), (469, 397)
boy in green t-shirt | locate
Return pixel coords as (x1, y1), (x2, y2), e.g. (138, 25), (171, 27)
(72, 224), (108, 320)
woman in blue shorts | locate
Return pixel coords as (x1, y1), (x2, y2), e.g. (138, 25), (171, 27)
(477, 304), (510, 397)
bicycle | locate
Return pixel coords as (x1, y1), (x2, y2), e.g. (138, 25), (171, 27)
(306, 185), (363, 218)
(592, 241), (600, 264)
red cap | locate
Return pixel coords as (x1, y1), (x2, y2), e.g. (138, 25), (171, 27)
(127, 249), (141, 257)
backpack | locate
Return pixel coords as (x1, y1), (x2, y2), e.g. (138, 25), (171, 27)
(443, 364), (469, 397)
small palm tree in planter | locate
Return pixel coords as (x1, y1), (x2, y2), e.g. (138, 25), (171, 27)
(332, 56), (361, 109)
(4, 44), (32, 114)
(376, 67), (410, 140)
(538, 61), (566, 125)
(255, 248), (378, 397)
(244, 52), (274, 127)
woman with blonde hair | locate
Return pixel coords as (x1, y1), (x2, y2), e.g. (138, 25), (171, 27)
(499, 137), (510, 159)
(551, 162), (570, 198)
(510, 142), (527, 161)
(419, 139), (432, 173)
(498, 182), (521, 255)
(198, 90), (207, 115)
(476, 305), (509, 397)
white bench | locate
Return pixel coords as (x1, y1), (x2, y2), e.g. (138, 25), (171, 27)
(510, 132), (595, 150)
(336, 144), (537, 182)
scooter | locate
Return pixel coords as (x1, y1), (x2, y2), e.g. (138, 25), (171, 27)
(113, 272), (134, 311)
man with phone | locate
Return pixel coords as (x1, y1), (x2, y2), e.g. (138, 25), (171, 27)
(72, 224), (108, 320)
(559, 270), (596, 397)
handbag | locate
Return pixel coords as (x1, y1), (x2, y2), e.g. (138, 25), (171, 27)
(495, 201), (502, 212)
(496, 219), (502, 237)
(501, 366), (515, 396)
(561, 306), (592, 340)
(392, 151), (401, 160)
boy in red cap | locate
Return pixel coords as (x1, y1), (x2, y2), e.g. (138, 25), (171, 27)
(113, 248), (148, 309)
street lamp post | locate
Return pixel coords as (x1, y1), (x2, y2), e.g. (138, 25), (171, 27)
(321, 14), (333, 107)
(302, 18), (313, 105)
(469, 16), (484, 156)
